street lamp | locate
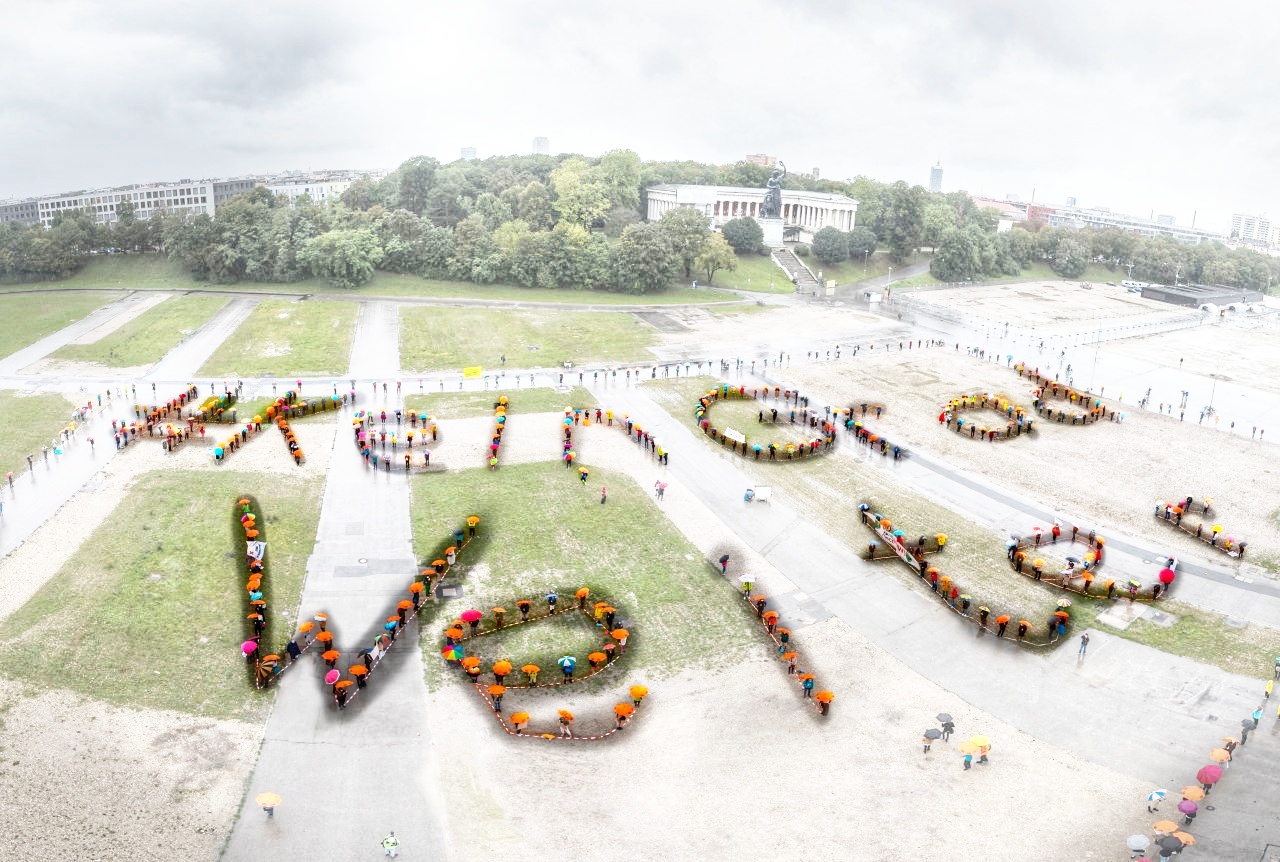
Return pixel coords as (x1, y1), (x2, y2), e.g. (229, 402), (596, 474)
(887, 266), (893, 290)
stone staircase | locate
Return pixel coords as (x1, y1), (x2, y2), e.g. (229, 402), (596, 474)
(771, 248), (823, 296)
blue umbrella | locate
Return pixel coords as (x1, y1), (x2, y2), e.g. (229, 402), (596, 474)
(249, 591), (263, 601)
(557, 655), (576, 669)
(384, 622), (397, 631)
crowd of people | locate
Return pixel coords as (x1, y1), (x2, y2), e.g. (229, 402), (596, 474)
(1154, 495), (1246, 558)
(860, 503), (1070, 647)
(443, 586), (644, 739)
(351, 405), (441, 473)
(939, 392), (1035, 441)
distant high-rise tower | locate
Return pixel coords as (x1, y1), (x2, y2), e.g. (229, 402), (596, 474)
(461, 147), (477, 160)
(929, 162), (943, 193)
(533, 136), (550, 156)
(1065, 196), (1077, 207)
(811, 167), (820, 180)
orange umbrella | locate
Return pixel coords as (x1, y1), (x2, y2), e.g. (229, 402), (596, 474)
(995, 615), (1011, 625)
(588, 652), (607, 664)
(238, 498), (251, 506)
(521, 664), (540, 676)
(467, 516), (480, 526)
(1209, 748), (1231, 763)
(246, 613), (262, 620)
(493, 660), (513, 676)
(1152, 820), (1179, 833)
(349, 665), (369, 676)
(397, 600), (413, 610)
(385, 616), (400, 624)
(614, 703), (635, 718)
(575, 587), (590, 599)
(334, 679), (354, 689)
(246, 529), (260, 538)
(297, 622), (314, 633)
(510, 711), (530, 725)
(315, 631), (334, 644)
(487, 684), (506, 696)
(781, 651), (798, 660)
(250, 599), (265, 607)
(558, 709), (574, 720)
(322, 650), (340, 662)
(611, 628), (629, 641)
(797, 673), (816, 681)
(432, 559), (446, 568)
(460, 656), (480, 669)
(1180, 786), (1205, 801)
(445, 628), (464, 639)
(262, 654), (280, 662)
(408, 582), (425, 594)
(421, 568), (437, 578)
(815, 691), (835, 704)
(630, 685), (649, 701)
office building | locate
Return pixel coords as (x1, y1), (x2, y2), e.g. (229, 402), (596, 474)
(1026, 203), (1221, 245)
(532, 137), (550, 156)
(1230, 212), (1271, 244)
(929, 162), (943, 193)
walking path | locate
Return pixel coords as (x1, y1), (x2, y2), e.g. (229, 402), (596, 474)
(222, 305), (446, 862)
(0, 291), (158, 376)
(146, 297), (258, 382)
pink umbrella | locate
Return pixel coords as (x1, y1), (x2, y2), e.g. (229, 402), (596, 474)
(460, 609), (483, 623)
(1176, 799), (1198, 815)
(241, 640), (259, 655)
(324, 669), (341, 685)
(1196, 764), (1222, 785)
(1158, 568), (1176, 585)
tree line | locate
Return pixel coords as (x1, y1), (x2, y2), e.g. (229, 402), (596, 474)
(1, 152), (1276, 293)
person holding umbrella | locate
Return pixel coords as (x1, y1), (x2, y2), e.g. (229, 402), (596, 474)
(923, 728), (941, 753)
(1146, 788), (1167, 813)
(256, 791), (281, 818)
(1178, 798), (1197, 825)
(938, 714), (955, 741)
(381, 831), (399, 857)
(558, 655), (576, 680)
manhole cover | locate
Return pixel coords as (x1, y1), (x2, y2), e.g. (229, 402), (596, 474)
(357, 558), (368, 564)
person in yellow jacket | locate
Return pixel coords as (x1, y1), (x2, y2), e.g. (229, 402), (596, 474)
(382, 831), (399, 857)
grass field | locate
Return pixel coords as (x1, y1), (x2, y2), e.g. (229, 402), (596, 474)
(400, 307), (655, 370)
(0, 392), (77, 473)
(405, 387), (596, 419)
(42, 255), (737, 305)
(654, 380), (824, 449)
(51, 295), (229, 367)
(807, 251), (895, 286)
(0, 470), (323, 720)
(198, 299), (357, 377)
(0, 290), (123, 359)
(408, 463), (754, 689)
(708, 253), (794, 293)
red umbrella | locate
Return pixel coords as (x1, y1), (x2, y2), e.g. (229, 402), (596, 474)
(1159, 568), (1176, 585)
(1196, 764), (1222, 785)
(460, 609), (483, 623)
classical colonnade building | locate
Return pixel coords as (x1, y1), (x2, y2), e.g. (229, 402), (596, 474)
(645, 184), (858, 234)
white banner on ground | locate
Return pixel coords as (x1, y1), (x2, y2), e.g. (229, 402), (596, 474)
(247, 541), (267, 560)
(724, 427), (746, 444)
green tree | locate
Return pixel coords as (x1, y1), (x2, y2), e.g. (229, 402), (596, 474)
(515, 180), (554, 230)
(449, 214), (495, 281)
(300, 228), (384, 288)
(879, 181), (926, 261)
(658, 206), (710, 277)
(811, 226), (848, 266)
(920, 200), (956, 249)
(550, 158), (609, 227)
(1051, 236), (1089, 279)
(395, 156), (439, 216)
(596, 149), (642, 212)
(695, 233), (738, 284)
(615, 222), (677, 294)
(721, 217), (764, 254)
(340, 178), (382, 211)
(472, 192), (513, 231)
(602, 205), (641, 238)
(846, 226), (877, 261)
(930, 228), (982, 282)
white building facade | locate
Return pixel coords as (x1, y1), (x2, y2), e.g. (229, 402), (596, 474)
(645, 184), (858, 234)
(35, 180), (218, 227)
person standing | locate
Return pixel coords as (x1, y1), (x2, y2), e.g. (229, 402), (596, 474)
(381, 831), (399, 857)
(718, 554), (730, 575)
(1252, 705), (1263, 729)
(1078, 633), (1090, 656)
(600, 486), (607, 504)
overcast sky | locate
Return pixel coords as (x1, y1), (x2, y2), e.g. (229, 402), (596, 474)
(1, 0), (1275, 233)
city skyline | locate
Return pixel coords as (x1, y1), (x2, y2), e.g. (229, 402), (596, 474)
(1, 0), (1276, 234)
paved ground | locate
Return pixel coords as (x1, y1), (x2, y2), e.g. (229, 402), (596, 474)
(1, 287), (1277, 859)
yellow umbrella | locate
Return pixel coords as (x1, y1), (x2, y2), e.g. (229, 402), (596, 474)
(255, 791), (282, 809)
(1152, 820), (1179, 834)
(1179, 786), (1205, 801)
(1173, 832), (1195, 846)
(1208, 747), (1231, 763)
(958, 741), (979, 755)
(969, 735), (990, 748)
